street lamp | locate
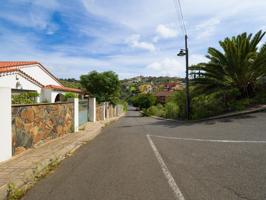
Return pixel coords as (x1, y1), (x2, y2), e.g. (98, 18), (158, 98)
(177, 34), (190, 120)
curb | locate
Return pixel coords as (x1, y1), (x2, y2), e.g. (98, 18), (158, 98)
(0, 115), (124, 200)
(140, 105), (266, 123)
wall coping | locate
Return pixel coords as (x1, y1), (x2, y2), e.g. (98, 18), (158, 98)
(12, 102), (73, 107)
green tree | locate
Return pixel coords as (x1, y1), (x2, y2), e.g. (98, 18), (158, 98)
(80, 71), (121, 103)
(131, 94), (156, 109)
(191, 31), (266, 98)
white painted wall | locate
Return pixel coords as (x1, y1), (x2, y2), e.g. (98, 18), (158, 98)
(20, 64), (61, 87)
(0, 74), (41, 94)
(74, 98), (79, 132)
(40, 89), (66, 103)
(89, 98), (96, 122)
(0, 87), (12, 162)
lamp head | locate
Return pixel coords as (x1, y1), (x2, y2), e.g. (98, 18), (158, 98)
(177, 49), (186, 56)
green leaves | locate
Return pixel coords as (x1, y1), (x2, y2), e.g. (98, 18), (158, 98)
(80, 71), (121, 103)
(12, 92), (39, 105)
(191, 30), (266, 98)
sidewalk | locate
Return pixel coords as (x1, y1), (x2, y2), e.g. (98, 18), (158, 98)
(0, 116), (123, 200)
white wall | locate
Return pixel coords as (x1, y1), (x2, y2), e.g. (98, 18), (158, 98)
(51, 91), (65, 103)
(0, 73), (42, 94)
(41, 89), (66, 103)
(21, 64), (61, 87)
(89, 98), (96, 122)
(0, 88), (12, 162)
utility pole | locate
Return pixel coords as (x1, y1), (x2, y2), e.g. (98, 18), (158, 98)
(185, 34), (190, 120)
(177, 34), (190, 120)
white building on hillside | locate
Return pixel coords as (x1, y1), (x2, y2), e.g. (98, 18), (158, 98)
(0, 61), (81, 103)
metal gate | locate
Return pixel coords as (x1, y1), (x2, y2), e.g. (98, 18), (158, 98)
(79, 100), (89, 126)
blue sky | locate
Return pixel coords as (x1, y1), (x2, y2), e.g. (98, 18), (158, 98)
(0, 0), (265, 79)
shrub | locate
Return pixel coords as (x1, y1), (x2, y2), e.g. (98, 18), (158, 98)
(64, 92), (78, 100)
(12, 92), (39, 105)
(164, 102), (179, 119)
(131, 94), (156, 109)
(168, 91), (187, 119)
(227, 98), (252, 111)
(191, 94), (225, 120)
(145, 105), (165, 117)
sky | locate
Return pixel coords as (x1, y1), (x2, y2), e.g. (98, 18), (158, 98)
(0, 0), (265, 79)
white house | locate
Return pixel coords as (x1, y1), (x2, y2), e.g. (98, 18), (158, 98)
(0, 61), (81, 103)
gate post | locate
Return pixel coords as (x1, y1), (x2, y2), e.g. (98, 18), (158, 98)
(0, 87), (12, 162)
(74, 98), (79, 132)
(102, 102), (106, 121)
(106, 102), (109, 119)
(89, 98), (96, 122)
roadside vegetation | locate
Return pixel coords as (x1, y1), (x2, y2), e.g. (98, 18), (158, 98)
(80, 71), (128, 110)
(12, 92), (39, 105)
(130, 31), (266, 120)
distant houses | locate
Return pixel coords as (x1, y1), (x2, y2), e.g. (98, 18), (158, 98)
(155, 82), (184, 104)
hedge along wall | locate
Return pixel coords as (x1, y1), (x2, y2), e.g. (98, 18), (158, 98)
(12, 103), (74, 155)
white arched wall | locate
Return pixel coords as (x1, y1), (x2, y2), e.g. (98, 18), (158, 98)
(41, 89), (66, 103)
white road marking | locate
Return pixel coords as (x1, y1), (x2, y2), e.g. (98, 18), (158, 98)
(150, 135), (266, 144)
(146, 134), (185, 200)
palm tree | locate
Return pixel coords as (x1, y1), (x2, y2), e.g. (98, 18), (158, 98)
(191, 31), (266, 98)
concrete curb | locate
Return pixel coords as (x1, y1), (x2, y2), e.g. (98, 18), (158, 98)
(191, 105), (266, 123)
(141, 105), (266, 123)
(0, 114), (124, 200)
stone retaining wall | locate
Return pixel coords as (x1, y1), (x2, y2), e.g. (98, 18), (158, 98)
(12, 103), (74, 155)
(96, 104), (105, 121)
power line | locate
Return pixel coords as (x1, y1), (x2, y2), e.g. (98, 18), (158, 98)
(177, 0), (187, 35)
(171, 0), (187, 36)
(172, 0), (185, 36)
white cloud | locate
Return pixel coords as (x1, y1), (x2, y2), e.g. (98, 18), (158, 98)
(195, 18), (221, 40)
(147, 58), (184, 76)
(156, 24), (177, 39)
(126, 34), (156, 52)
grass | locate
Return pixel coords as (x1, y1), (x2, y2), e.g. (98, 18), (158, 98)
(7, 158), (60, 200)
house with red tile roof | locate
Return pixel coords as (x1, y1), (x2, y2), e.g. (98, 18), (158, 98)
(155, 90), (175, 104)
(155, 82), (184, 103)
(0, 61), (81, 103)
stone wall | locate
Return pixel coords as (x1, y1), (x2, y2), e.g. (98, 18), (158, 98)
(96, 104), (105, 121)
(108, 105), (114, 118)
(12, 103), (74, 155)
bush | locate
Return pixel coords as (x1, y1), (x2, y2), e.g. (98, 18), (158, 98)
(131, 94), (156, 109)
(168, 91), (187, 119)
(191, 94), (225, 120)
(64, 92), (78, 100)
(164, 102), (179, 119)
(145, 104), (165, 117)
(12, 92), (39, 105)
(253, 84), (266, 104)
(227, 98), (252, 111)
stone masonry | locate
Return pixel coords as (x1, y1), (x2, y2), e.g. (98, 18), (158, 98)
(12, 103), (74, 155)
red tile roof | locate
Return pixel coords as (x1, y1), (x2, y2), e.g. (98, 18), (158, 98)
(45, 85), (82, 93)
(164, 82), (177, 88)
(0, 61), (62, 86)
(155, 90), (175, 97)
(0, 61), (39, 69)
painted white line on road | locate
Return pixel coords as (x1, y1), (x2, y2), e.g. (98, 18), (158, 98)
(150, 135), (266, 144)
(146, 134), (185, 200)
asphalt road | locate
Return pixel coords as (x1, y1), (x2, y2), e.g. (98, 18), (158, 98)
(23, 109), (266, 200)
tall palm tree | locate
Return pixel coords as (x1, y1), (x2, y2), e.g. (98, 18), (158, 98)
(191, 31), (266, 98)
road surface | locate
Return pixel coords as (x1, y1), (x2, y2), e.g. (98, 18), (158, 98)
(23, 109), (266, 200)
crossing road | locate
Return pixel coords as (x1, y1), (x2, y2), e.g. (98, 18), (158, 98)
(23, 109), (266, 200)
